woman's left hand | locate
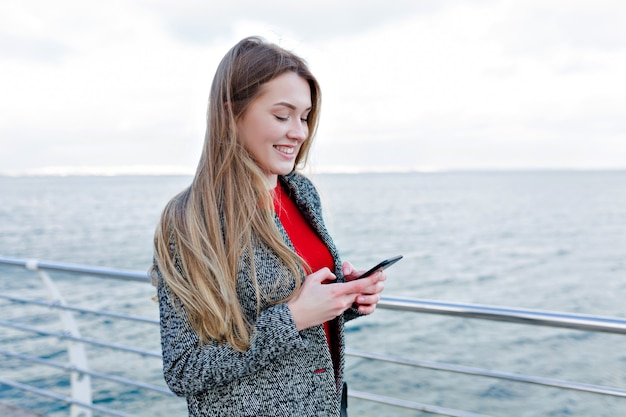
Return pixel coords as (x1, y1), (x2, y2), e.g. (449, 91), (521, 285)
(342, 261), (386, 314)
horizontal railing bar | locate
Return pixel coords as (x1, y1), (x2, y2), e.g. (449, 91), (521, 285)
(0, 349), (173, 396)
(0, 378), (137, 417)
(349, 389), (492, 417)
(0, 256), (149, 282)
(378, 296), (626, 335)
(0, 294), (159, 324)
(347, 349), (626, 398)
(0, 320), (161, 358)
(3, 256), (626, 335)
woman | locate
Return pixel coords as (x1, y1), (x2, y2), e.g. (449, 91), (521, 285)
(152, 36), (386, 417)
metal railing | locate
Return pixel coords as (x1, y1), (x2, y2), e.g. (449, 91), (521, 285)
(1, 256), (625, 417)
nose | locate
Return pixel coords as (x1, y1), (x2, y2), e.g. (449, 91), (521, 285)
(287, 120), (308, 142)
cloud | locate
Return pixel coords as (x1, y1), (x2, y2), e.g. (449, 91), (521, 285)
(0, 0), (624, 174)
(308, 1), (626, 170)
(0, 35), (73, 63)
(491, 0), (626, 54)
(132, 0), (454, 44)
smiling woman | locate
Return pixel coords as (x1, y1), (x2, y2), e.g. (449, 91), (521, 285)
(151, 36), (387, 417)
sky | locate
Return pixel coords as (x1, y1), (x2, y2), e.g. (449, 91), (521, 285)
(1, 0), (625, 175)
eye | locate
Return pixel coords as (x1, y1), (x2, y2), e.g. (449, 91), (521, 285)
(274, 115), (289, 122)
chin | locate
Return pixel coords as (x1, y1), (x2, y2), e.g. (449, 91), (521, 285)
(274, 165), (296, 176)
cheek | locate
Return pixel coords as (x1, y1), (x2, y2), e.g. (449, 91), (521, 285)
(237, 118), (261, 150)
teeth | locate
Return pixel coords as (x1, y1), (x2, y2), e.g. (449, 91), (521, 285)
(275, 146), (294, 154)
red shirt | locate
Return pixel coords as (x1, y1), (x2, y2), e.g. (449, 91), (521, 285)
(273, 182), (335, 345)
(273, 183), (334, 273)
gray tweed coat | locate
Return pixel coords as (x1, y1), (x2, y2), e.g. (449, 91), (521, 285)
(155, 172), (360, 417)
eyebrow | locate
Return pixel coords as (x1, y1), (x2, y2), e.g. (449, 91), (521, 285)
(273, 101), (312, 111)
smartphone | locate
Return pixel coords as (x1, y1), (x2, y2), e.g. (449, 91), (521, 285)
(356, 255), (403, 279)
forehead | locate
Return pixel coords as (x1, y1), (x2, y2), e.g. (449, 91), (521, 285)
(256, 72), (312, 108)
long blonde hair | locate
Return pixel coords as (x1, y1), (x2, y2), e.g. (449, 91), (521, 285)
(153, 37), (321, 351)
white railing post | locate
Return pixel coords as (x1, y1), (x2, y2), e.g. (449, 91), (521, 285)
(26, 259), (93, 417)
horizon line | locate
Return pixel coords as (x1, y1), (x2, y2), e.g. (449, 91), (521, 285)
(2, 164), (626, 177)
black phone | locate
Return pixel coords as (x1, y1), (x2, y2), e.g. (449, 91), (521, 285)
(356, 255), (403, 280)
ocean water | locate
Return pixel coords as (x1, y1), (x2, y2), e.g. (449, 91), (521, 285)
(0, 172), (625, 416)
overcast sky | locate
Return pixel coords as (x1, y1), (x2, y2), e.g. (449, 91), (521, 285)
(1, 0), (625, 175)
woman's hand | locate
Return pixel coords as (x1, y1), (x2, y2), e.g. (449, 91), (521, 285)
(342, 261), (386, 315)
(287, 267), (383, 331)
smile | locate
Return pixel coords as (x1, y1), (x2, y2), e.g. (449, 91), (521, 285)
(274, 145), (295, 155)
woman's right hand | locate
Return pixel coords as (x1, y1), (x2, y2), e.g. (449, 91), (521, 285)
(287, 267), (379, 331)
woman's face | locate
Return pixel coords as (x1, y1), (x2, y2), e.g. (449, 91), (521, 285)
(237, 71), (312, 188)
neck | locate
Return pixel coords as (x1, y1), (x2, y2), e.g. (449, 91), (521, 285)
(264, 174), (278, 189)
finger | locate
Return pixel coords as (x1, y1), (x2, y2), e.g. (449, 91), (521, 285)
(341, 261), (355, 276)
(356, 293), (381, 306)
(308, 267), (336, 284)
(377, 270), (387, 281)
(360, 281), (385, 295)
(366, 270), (386, 283)
(342, 262), (364, 282)
(336, 275), (377, 295)
(358, 304), (377, 315)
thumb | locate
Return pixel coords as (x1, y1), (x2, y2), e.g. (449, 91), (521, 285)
(336, 276), (372, 296)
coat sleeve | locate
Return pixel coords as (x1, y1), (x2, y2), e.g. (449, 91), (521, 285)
(156, 266), (307, 397)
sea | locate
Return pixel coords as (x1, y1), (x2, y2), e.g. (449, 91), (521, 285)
(0, 171), (625, 417)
